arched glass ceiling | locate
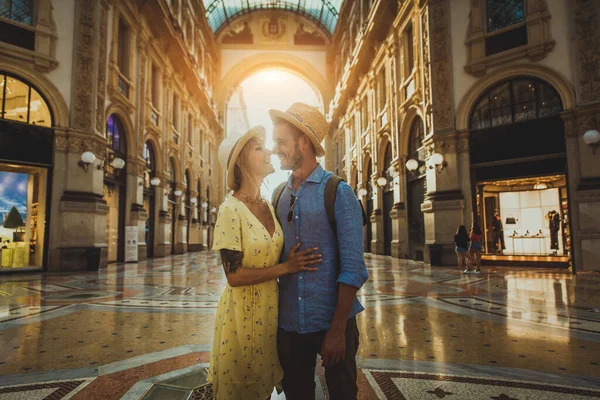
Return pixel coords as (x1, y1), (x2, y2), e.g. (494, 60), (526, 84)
(203, 0), (343, 35)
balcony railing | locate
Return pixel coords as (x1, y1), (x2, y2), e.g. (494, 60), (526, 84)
(151, 107), (159, 126)
(117, 74), (130, 98)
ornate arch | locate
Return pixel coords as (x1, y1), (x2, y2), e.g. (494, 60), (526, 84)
(377, 134), (392, 175)
(143, 135), (163, 175)
(167, 154), (181, 185)
(0, 60), (69, 128)
(105, 103), (136, 157)
(218, 52), (330, 113)
(398, 105), (426, 157)
(456, 64), (576, 130)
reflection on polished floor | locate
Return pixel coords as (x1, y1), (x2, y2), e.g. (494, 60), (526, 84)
(0, 252), (599, 399)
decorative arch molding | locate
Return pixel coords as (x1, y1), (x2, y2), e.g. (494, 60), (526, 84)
(456, 64), (576, 131)
(215, 10), (332, 43)
(377, 134), (392, 175)
(0, 60), (69, 128)
(104, 103), (136, 158)
(218, 52), (330, 113)
(362, 152), (373, 184)
(167, 154), (181, 185)
(143, 134), (163, 175)
(398, 105), (425, 156)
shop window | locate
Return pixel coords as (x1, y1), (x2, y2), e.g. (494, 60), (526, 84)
(0, 75), (52, 127)
(0, 0), (34, 25)
(486, 0), (525, 33)
(361, 96), (369, 133)
(151, 65), (160, 125)
(470, 79), (563, 131)
(404, 24), (414, 76)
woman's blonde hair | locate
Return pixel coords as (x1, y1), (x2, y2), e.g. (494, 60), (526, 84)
(232, 137), (259, 192)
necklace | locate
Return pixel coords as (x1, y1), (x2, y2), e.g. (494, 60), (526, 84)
(238, 192), (265, 205)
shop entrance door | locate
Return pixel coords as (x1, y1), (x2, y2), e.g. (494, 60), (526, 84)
(366, 199), (373, 253)
(383, 191), (394, 256)
(144, 194), (155, 259)
(407, 177), (425, 260)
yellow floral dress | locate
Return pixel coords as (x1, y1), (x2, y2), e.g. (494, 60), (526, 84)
(208, 196), (284, 400)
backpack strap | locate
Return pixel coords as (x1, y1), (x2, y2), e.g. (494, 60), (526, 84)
(324, 175), (344, 236)
(271, 181), (287, 223)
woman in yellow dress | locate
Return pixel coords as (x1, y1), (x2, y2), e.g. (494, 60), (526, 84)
(209, 126), (321, 400)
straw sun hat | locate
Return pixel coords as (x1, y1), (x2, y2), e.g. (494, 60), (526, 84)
(218, 126), (266, 191)
(269, 102), (327, 157)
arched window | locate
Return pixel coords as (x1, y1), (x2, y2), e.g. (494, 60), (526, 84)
(382, 143), (393, 192)
(408, 117), (426, 178)
(0, 0), (34, 25)
(143, 141), (156, 188)
(470, 78), (563, 131)
(0, 74), (52, 127)
(106, 115), (127, 155)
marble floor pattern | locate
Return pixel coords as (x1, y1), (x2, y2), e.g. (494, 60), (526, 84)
(0, 252), (599, 399)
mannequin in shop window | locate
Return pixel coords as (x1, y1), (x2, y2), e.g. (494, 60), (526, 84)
(491, 212), (505, 254)
(546, 210), (561, 255)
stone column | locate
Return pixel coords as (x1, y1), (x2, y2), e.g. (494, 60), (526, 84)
(419, 0), (463, 266)
(155, 172), (171, 258)
(188, 190), (202, 251)
(173, 185), (188, 254)
(49, 0), (111, 272)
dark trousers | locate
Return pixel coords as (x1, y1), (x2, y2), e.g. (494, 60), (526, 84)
(277, 317), (360, 400)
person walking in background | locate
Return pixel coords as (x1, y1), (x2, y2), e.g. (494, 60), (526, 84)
(455, 225), (472, 274)
(492, 212), (505, 254)
(470, 222), (483, 274)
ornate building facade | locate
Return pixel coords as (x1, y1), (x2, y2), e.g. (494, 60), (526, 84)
(327, 0), (600, 272)
(0, 0), (224, 271)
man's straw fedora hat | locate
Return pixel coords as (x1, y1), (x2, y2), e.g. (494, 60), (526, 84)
(218, 126), (266, 191)
(269, 102), (327, 157)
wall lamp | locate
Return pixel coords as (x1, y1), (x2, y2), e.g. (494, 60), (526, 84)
(201, 201), (209, 210)
(78, 151), (126, 173)
(376, 176), (388, 187)
(429, 153), (447, 173)
(150, 177), (161, 186)
(357, 187), (368, 197)
(78, 151), (96, 172)
(173, 189), (183, 197)
(190, 197), (198, 205)
(583, 130), (600, 155)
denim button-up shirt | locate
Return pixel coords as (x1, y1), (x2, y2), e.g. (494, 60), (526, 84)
(276, 164), (369, 334)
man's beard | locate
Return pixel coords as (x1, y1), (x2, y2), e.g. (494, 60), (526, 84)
(280, 143), (304, 171)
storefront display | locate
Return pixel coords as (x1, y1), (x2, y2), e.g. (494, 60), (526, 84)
(0, 168), (48, 269)
(478, 176), (570, 262)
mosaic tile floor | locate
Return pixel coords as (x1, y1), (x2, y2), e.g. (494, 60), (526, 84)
(0, 252), (599, 399)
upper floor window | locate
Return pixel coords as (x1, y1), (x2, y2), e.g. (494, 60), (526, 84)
(470, 78), (563, 131)
(0, 0), (33, 25)
(172, 94), (179, 129)
(377, 68), (387, 111)
(187, 115), (193, 145)
(117, 18), (131, 79)
(408, 116), (426, 177)
(0, 74), (52, 127)
(486, 0), (525, 33)
(403, 23), (414, 77)
(361, 96), (369, 132)
(151, 65), (160, 109)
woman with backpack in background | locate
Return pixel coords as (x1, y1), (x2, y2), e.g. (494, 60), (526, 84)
(455, 225), (472, 274)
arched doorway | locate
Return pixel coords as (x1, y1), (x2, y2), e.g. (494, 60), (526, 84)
(406, 117), (426, 261)
(469, 77), (570, 266)
(167, 158), (177, 255)
(104, 114), (128, 263)
(0, 73), (53, 270)
(143, 141), (157, 259)
(365, 160), (373, 253)
(382, 143), (394, 256)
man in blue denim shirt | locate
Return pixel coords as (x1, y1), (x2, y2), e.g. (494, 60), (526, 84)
(270, 103), (369, 400)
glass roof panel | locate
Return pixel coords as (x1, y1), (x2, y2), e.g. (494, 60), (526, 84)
(202, 0), (341, 35)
